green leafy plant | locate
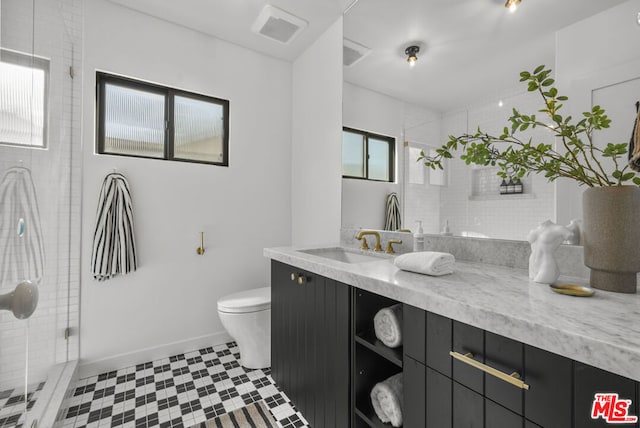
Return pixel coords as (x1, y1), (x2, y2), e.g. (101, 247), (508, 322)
(418, 65), (640, 187)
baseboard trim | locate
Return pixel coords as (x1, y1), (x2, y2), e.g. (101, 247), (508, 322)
(78, 331), (232, 379)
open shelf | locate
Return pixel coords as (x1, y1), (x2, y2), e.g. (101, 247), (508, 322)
(354, 343), (402, 428)
(355, 398), (395, 428)
(356, 405), (391, 428)
(353, 289), (404, 428)
(355, 330), (403, 368)
(468, 193), (536, 201)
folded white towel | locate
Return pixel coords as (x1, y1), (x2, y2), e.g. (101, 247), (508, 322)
(394, 251), (455, 276)
(370, 373), (403, 427)
(373, 304), (403, 348)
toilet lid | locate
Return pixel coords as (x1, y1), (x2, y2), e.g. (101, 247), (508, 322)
(217, 287), (271, 313)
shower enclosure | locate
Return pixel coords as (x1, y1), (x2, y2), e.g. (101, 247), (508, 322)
(0, 0), (82, 426)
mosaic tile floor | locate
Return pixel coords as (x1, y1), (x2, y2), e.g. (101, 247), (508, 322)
(0, 382), (44, 428)
(59, 342), (308, 428)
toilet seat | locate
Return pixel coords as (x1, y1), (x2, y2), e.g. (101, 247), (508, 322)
(217, 286), (270, 313)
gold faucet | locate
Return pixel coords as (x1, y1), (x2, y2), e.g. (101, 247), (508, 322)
(356, 230), (382, 252)
(385, 239), (403, 254)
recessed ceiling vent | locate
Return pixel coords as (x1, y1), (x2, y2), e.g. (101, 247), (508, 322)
(343, 38), (371, 67)
(251, 5), (308, 45)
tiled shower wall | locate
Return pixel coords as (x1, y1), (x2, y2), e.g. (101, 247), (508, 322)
(438, 90), (556, 241)
(0, 0), (82, 388)
(399, 89), (555, 240)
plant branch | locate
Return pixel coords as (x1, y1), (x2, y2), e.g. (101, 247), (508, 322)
(419, 65), (638, 188)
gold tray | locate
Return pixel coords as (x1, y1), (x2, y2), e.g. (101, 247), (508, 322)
(549, 283), (595, 297)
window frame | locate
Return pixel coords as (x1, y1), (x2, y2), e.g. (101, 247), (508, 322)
(342, 126), (395, 183)
(0, 48), (50, 149)
(96, 71), (230, 166)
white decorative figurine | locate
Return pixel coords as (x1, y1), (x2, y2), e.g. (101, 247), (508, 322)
(527, 220), (572, 284)
(564, 219), (582, 245)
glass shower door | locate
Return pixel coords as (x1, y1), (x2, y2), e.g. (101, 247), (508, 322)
(0, 3), (43, 426)
(0, 0), (82, 426)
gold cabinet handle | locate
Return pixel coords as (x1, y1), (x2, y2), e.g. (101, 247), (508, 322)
(291, 273), (305, 284)
(449, 351), (530, 390)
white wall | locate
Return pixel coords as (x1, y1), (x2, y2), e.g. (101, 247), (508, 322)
(80, 0), (292, 373)
(556, 0), (640, 83)
(555, 0), (640, 224)
(291, 18), (343, 246)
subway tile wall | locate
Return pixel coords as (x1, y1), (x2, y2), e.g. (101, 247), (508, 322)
(0, 0), (82, 389)
(439, 90), (556, 241)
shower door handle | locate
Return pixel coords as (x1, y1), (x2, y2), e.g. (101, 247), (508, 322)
(0, 280), (39, 319)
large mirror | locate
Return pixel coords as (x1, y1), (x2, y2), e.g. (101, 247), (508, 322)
(341, 0), (640, 241)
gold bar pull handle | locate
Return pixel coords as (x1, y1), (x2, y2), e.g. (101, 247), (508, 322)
(449, 351), (530, 391)
(196, 232), (205, 255)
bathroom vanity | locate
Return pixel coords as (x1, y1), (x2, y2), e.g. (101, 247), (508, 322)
(270, 260), (351, 427)
(265, 246), (640, 428)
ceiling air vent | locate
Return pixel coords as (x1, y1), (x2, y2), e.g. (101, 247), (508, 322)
(251, 5), (308, 45)
(343, 38), (371, 67)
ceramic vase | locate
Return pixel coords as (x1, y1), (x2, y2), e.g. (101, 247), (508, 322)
(583, 186), (640, 293)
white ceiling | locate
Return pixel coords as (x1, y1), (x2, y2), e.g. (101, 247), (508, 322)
(109, 0), (351, 61)
(108, 0), (627, 112)
(344, 0), (627, 112)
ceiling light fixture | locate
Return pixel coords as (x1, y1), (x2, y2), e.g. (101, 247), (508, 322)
(505, 0), (521, 13)
(405, 45), (420, 67)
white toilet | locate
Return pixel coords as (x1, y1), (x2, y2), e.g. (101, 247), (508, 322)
(217, 287), (271, 369)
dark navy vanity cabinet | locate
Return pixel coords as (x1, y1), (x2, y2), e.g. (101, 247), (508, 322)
(271, 260), (639, 428)
(403, 303), (640, 428)
(270, 261), (351, 428)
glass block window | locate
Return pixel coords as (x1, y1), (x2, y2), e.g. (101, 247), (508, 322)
(173, 95), (225, 163)
(408, 143), (446, 186)
(97, 72), (229, 166)
(103, 83), (165, 158)
(0, 49), (49, 148)
(342, 127), (394, 182)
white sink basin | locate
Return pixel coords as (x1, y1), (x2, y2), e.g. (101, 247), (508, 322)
(300, 247), (387, 264)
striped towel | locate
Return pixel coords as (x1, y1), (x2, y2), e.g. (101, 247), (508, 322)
(0, 167), (45, 287)
(384, 192), (401, 231)
(91, 173), (137, 281)
(629, 101), (640, 172)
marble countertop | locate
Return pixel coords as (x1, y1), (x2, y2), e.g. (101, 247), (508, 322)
(264, 246), (640, 381)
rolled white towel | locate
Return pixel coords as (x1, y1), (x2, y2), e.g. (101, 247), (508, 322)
(370, 373), (403, 427)
(394, 251), (455, 276)
(373, 304), (403, 348)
